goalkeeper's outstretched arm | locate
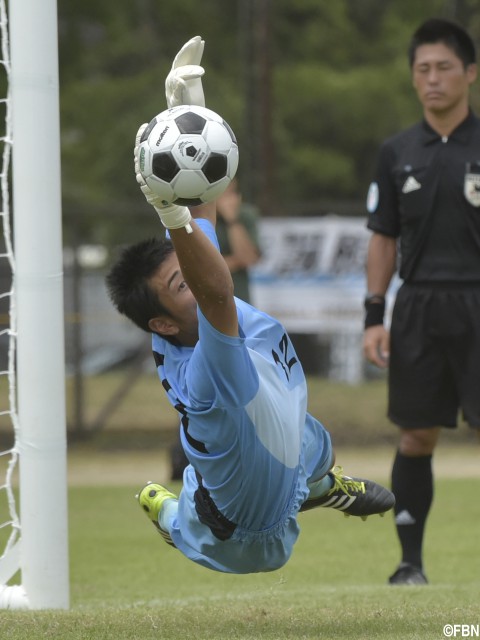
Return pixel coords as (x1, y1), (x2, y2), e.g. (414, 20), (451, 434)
(169, 217), (238, 338)
(136, 36), (237, 338)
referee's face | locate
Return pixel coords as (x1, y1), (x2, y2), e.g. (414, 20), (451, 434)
(412, 42), (477, 116)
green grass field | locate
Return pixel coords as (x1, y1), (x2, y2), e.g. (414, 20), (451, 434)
(1, 463), (479, 639)
(1, 375), (479, 638)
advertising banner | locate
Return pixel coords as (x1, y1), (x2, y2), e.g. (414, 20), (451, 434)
(251, 216), (371, 334)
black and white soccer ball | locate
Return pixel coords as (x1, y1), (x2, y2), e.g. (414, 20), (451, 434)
(137, 105), (239, 206)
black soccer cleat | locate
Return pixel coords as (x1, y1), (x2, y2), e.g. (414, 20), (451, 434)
(300, 466), (395, 519)
(388, 563), (428, 586)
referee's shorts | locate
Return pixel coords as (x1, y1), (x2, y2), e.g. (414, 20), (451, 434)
(388, 282), (480, 429)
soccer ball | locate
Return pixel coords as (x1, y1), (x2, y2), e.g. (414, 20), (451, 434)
(137, 105), (239, 206)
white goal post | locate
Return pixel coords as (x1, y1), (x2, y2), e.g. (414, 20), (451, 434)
(0, 0), (69, 609)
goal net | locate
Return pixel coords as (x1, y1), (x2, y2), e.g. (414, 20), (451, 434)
(0, 0), (69, 609)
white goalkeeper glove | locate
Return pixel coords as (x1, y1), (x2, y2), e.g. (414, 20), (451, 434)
(134, 123), (193, 233)
(165, 35), (205, 108)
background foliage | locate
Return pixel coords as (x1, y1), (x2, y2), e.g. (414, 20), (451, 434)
(57, 0), (480, 247)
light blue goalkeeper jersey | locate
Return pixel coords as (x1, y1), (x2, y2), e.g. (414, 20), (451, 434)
(151, 219), (332, 573)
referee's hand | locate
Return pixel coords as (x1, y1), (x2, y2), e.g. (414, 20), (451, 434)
(363, 325), (390, 368)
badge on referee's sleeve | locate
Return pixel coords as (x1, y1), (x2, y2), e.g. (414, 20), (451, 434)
(366, 181), (379, 213)
(464, 162), (480, 207)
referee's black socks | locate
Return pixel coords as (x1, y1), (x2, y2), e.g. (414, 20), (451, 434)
(391, 451), (433, 569)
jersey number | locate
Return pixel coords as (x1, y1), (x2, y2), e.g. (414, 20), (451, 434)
(272, 333), (298, 381)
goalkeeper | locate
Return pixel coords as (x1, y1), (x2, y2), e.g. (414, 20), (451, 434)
(106, 37), (394, 574)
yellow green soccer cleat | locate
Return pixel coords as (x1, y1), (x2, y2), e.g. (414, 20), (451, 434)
(300, 466), (395, 520)
(136, 482), (178, 547)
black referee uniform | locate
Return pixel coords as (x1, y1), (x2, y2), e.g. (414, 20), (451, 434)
(367, 110), (480, 429)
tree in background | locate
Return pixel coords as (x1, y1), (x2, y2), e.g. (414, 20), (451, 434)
(57, 0), (480, 247)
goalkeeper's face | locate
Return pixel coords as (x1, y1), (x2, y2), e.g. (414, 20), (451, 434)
(147, 252), (199, 346)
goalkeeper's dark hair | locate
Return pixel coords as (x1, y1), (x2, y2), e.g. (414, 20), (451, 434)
(106, 237), (175, 333)
(408, 18), (476, 69)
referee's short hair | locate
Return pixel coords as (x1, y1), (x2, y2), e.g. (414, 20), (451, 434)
(408, 18), (476, 69)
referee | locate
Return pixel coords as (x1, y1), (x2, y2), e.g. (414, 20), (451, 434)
(363, 18), (480, 585)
